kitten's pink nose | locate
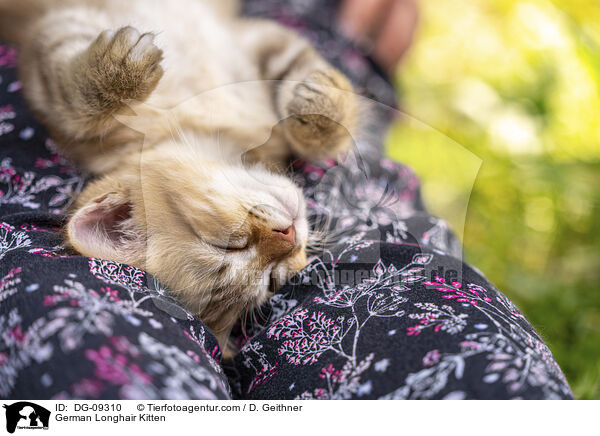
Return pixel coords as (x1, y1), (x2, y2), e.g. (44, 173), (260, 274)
(273, 226), (295, 245)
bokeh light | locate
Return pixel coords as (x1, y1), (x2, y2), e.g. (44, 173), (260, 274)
(386, 0), (600, 399)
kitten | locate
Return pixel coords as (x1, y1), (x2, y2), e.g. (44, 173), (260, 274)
(0, 0), (357, 351)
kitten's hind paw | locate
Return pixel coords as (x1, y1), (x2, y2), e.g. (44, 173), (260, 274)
(78, 26), (164, 110)
(283, 68), (357, 160)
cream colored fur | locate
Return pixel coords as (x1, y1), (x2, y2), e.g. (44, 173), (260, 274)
(0, 0), (358, 353)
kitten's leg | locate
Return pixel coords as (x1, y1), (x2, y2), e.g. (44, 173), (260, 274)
(20, 10), (163, 142)
(241, 20), (358, 160)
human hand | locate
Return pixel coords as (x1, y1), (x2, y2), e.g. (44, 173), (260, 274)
(338, 0), (419, 72)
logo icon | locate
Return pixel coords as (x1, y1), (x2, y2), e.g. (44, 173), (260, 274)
(2, 402), (50, 434)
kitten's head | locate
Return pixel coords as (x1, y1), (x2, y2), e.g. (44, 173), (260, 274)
(66, 146), (308, 342)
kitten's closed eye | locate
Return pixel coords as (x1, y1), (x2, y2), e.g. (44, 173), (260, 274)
(211, 237), (249, 251)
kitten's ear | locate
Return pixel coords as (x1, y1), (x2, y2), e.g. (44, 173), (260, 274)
(67, 187), (146, 265)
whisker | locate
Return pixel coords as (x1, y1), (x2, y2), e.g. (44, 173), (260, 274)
(241, 309), (249, 338)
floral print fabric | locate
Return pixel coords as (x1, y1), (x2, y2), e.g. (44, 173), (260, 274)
(0, 0), (573, 400)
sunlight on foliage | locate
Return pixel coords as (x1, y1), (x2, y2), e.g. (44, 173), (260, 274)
(386, 0), (600, 399)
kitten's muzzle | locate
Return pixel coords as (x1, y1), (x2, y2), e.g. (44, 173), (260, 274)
(258, 225), (297, 262)
(273, 225), (295, 245)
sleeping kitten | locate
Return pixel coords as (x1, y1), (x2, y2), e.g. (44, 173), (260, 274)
(0, 0), (357, 351)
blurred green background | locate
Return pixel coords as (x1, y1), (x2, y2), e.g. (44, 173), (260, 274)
(385, 0), (600, 399)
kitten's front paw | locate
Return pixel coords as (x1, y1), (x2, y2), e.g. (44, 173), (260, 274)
(283, 68), (357, 160)
(80, 26), (164, 109)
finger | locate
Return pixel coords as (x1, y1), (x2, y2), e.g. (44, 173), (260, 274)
(373, 0), (419, 71)
(338, 0), (394, 40)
